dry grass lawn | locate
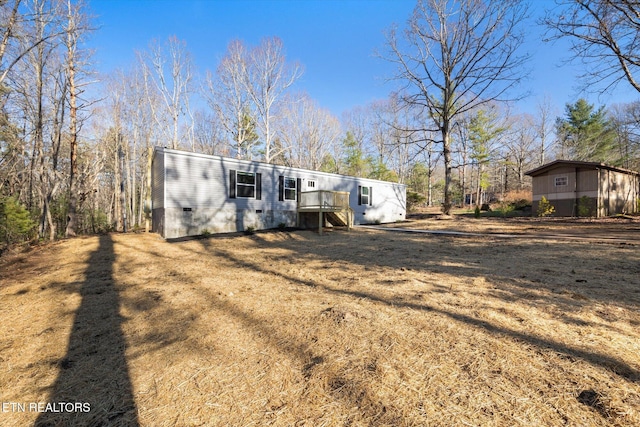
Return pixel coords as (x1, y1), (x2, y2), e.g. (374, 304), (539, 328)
(1, 217), (640, 426)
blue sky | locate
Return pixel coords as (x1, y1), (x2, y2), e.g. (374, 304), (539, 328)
(87, 0), (640, 118)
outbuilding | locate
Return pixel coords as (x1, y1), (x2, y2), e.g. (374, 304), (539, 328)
(525, 160), (640, 217)
(151, 147), (406, 238)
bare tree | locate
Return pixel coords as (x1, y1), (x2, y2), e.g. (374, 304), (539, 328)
(64, 0), (92, 237)
(278, 92), (341, 170)
(0, 0), (63, 87)
(0, 0), (24, 88)
(244, 36), (303, 163)
(8, 0), (65, 239)
(140, 36), (193, 150)
(609, 102), (640, 170)
(534, 94), (556, 166)
(377, 97), (417, 183)
(383, 0), (529, 214)
(205, 40), (258, 159)
(342, 106), (371, 154)
(192, 109), (226, 156)
(63, 0), (79, 236)
(503, 113), (537, 190)
(543, 0), (640, 93)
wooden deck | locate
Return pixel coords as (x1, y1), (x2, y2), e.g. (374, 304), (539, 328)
(297, 190), (354, 234)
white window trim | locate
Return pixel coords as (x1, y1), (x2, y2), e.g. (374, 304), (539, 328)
(361, 186), (369, 205)
(555, 176), (568, 187)
(236, 171), (256, 198)
(284, 177), (297, 201)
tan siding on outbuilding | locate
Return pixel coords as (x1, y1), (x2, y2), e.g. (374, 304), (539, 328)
(526, 160), (640, 217)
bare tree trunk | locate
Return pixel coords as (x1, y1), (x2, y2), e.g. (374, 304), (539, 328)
(64, 1), (78, 237)
(383, 0), (529, 215)
(0, 0), (21, 69)
(65, 82), (78, 237)
(119, 145), (127, 232)
(114, 144), (121, 231)
(442, 127), (452, 214)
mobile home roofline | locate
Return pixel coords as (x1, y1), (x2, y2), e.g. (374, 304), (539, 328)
(154, 147), (407, 188)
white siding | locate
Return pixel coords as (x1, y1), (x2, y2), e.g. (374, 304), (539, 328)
(151, 149), (165, 209)
(154, 148), (406, 237)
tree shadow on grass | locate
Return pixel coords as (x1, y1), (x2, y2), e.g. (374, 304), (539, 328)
(36, 234), (139, 426)
(185, 233), (640, 384)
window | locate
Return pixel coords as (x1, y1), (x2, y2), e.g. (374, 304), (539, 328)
(555, 176), (568, 187)
(358, 185), (372, 206)
(229, 170), (261, 199)
(284, 177), (297, 200)
(361, 186), (369, 205)
(237, 172), (256, 197)
(307, 180), (316, 190)
(278, 176), (300, 201)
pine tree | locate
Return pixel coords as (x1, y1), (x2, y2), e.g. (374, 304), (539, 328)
(0, 196), (36, 245)
(556, 99), (617, 163)
(342, 132), (368, 178)
(468, 109), (505, 206)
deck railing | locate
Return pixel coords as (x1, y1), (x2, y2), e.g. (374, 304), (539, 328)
(298, 190), (350, 210)
(297, 190), (353, 233)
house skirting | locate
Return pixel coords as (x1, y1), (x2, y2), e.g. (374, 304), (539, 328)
(153, 207), (298, 239)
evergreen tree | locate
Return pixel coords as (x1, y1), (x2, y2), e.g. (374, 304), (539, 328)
(556, 99), (617, 163)
(0, 196), (36, 246)
(342, 132), (368, 178)
(367, 157), (398, 182)
(319, 153), (340, 174)
(468, 109), (504, 206)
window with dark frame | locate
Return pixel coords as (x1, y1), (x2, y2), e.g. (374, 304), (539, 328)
(284, 177), (297, 200)
(236, 171), (256, 197)
(360, 187), (369, 205)
(230, 170), (261, 199)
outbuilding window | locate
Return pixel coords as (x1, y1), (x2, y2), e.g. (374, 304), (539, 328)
(555, 176), (568, 187)
(229, 170), (261, 199)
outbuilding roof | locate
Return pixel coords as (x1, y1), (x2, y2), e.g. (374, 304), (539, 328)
(525, 160), (640, 177)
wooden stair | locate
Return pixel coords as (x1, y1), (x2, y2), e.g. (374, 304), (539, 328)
(297, 190), (353, 234)
(325, 210), (352, 227)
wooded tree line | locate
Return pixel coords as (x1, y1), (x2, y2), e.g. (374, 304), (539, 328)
(1, 0), (640, 247)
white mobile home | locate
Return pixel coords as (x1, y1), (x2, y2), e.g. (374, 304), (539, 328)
(152, 147), (406, 238)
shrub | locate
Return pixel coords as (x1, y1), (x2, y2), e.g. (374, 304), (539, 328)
(88, 209), (112, 234)
(0, 196), (36, 246)
(277, 222), (287, 230)
(244, 226), (256, 235)
(497, 201), (515, 217)
(577, 196), (594, 217)
(537, 196), (555, 217)
(406, 191), (426, 212)
(474, 205), (481, 218)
